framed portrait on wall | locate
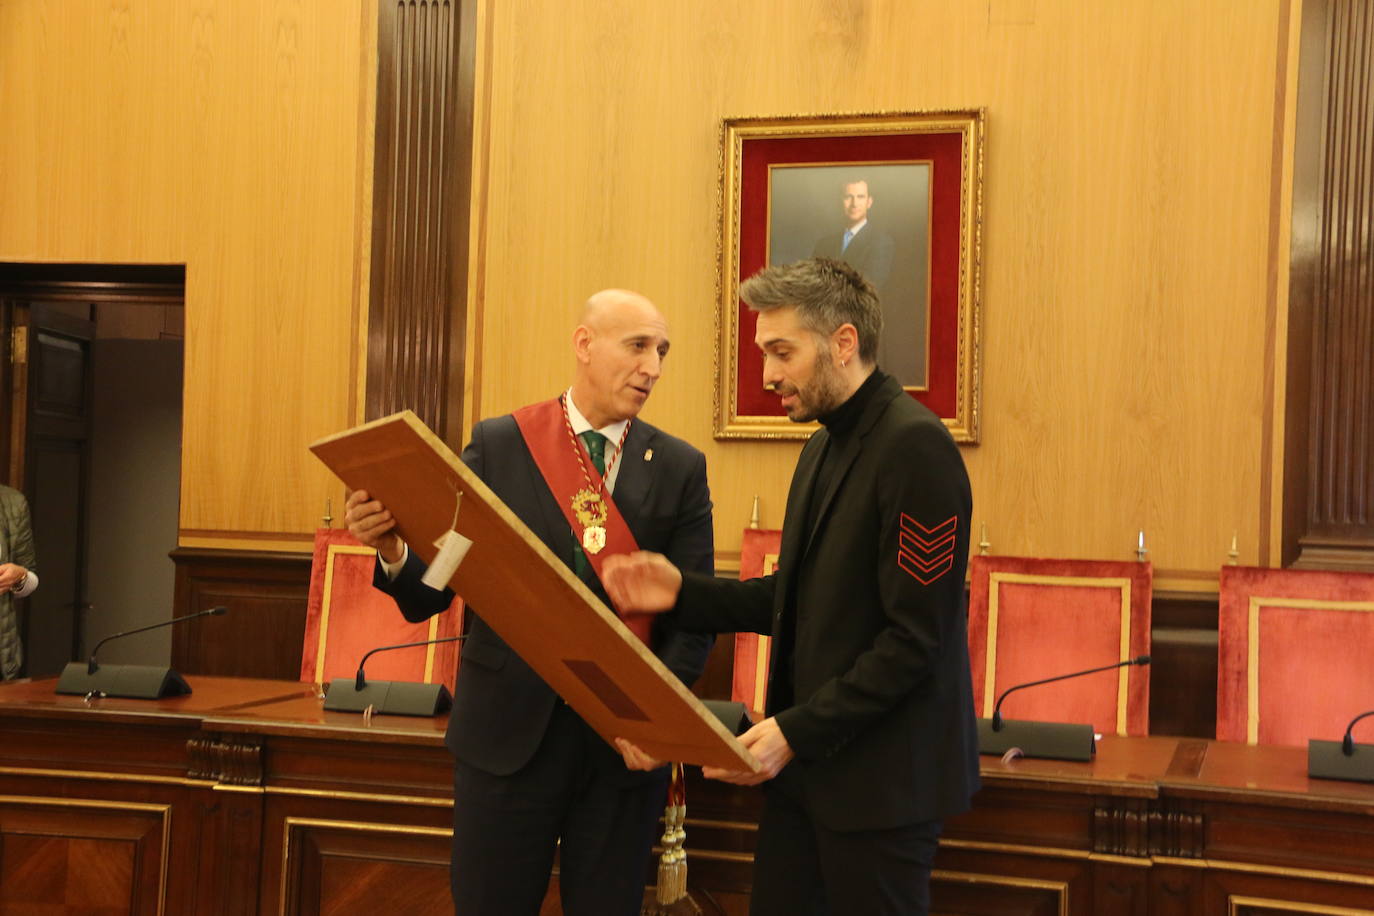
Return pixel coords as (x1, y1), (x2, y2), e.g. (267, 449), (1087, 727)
(714, 109), (984, 443)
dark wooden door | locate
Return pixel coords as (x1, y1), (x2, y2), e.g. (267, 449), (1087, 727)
(18, 302), (94, 676)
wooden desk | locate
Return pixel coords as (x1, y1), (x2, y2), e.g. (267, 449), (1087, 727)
(4, 678), (1374, 915)
(0, 676), (453, 916)
(680, 736), (1374, 915)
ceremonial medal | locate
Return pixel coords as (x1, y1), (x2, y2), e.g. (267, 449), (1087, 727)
(561, 395), (631, 558)
(572, 486), (609, 547)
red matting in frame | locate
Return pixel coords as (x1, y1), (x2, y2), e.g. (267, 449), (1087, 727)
(736, 131), (965, 419)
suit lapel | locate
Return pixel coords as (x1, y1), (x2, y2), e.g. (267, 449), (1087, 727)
(519, 436), (578, 564)
(610, 422), (655, 538)
(776, 432), (826, 618)
(799, 434), (861, 561)
(845, 227), (872, 260)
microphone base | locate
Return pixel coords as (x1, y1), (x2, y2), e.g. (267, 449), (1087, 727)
(977, 717), (1096, 762)
(324, 678), (452, 717)
(55, 663), (192, 699)
(701, 699), (752, 737)
(1308, 740), (1374, 784)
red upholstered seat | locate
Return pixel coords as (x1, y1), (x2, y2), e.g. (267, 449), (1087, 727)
(731, 528), (782, 716)
(968, 556), (1152, 736)
(1216, 565), (1374, 747)
(300, 528), (463, 689)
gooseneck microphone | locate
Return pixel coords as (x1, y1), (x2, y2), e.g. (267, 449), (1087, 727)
(977, 654), (1151, 762)
(87, 606), (228, 675)
(1309, 708), (1374, 784)
(354, 635), (466, 690)
(323, 634), (467, 717)
(56, 605), (231, 699)
(991, 655), (1152, 731)
(1342, 710), (1374, 757)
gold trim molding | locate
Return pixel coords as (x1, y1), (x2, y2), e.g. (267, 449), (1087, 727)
(932, 868), (1068, 916)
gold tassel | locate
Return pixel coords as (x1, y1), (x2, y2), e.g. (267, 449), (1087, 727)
(642, 763), (701, 915)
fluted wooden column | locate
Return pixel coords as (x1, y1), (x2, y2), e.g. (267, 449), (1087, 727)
(366, 0), (475, 447)
(1285, 0), (1374, 570)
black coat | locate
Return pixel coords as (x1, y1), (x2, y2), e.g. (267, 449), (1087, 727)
(675, 374), (979, 830)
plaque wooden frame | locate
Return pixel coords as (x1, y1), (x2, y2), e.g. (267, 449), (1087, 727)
(310, 411), (757, 772)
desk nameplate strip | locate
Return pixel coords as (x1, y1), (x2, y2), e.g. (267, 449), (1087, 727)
(0, 764), (216, 789)
(1153, 855), (1374, 887)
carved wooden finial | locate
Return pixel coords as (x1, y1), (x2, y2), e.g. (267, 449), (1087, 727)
(978, 522), (991, 556)
(1136, 530), (1148, 563)
(1228, 532), (1239, 565)
(749, 495), (761, 530)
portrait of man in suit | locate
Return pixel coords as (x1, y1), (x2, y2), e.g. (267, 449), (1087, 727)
(810, 178), (894, 297)
(768, 164), (930, 388)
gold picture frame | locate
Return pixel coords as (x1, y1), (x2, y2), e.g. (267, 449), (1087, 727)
(714, 109), (984, 443)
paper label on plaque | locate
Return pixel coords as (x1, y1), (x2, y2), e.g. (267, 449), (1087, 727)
(422, 529), (473, 590)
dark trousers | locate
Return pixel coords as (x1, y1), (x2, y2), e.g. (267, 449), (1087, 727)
(750, 781), (942, 915)
(449, 702), (665, 916)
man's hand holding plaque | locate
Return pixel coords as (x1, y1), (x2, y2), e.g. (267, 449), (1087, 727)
(604, 552), (796, 785)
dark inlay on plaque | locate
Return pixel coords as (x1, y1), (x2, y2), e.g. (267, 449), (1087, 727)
(563, 659), (651, 721)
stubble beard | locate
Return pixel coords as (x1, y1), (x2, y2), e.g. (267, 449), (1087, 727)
(786, 352), (848, 423)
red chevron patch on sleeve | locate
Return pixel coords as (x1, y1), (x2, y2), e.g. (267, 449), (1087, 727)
(897, 513), (957, 585)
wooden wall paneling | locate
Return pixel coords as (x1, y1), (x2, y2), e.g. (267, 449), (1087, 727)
(367, 0), (476, 449)
(472, 0), (1293, 582)
(1287, 0), (1374, 571)
(170, 548), (312, 679)
(0, 1), (376, 547)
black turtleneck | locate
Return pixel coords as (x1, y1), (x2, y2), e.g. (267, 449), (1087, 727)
(773, 368), (890, 713)
(818, 367), (888, 439)
(804, 368), (888, 533)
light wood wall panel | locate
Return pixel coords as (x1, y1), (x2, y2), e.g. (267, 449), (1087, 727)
(0, 0), (376, 548)
(470, 0), (1293, 588)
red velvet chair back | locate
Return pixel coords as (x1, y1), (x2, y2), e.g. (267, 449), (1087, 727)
(731, 528), (782, 716)
(1216, 565), (1374, 747)
(968, 556), (1153, 736)
(300, 528), (463, 690)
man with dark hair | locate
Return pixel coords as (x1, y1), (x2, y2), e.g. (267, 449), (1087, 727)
(345, 289), (714, 916)
(606, 259), (978, 915)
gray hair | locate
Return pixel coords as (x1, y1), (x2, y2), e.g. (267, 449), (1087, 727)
(739, 258), (882, 365)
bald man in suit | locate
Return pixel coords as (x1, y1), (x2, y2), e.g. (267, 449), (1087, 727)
(345, 290), (714, 915)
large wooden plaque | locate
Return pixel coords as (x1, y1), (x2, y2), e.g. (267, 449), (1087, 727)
(310, 411), (757, 772)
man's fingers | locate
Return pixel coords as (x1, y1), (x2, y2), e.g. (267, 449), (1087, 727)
(613, 738), (664, 772)
(355, 509), (395, 534)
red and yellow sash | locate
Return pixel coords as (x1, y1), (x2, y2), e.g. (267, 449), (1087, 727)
(512, 398), (654, 646)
